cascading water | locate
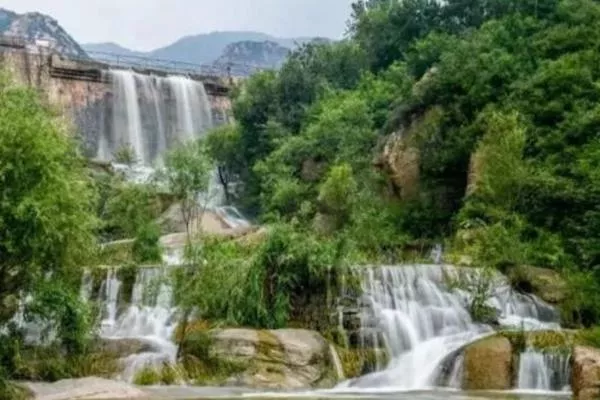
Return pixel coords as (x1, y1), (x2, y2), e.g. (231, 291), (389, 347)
(517, 349), (571, 392)
(86, 266), (179, 382)
(342, 264), (562, 391)
(97, 70), (213, 165)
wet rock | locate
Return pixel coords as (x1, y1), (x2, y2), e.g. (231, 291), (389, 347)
(25, 377), (147, 399)
(93, 338), (157, 358)
(573, 346), (600, 400)
(348, 328), (386, 349)
(463, 335), (513, 390)
(209, 328), (337, 389)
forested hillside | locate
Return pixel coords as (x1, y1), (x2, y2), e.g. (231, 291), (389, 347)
(207, 0), (600, 326)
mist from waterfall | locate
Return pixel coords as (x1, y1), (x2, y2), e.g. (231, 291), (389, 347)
(97, 70), (214, 165)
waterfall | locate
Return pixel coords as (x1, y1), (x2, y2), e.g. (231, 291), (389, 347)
(86, 266), (179, 382)
(343, 265), (562, 390)
(517, 349), (571, 392)
(107, 70), (146, 163)
(97, 70), (213, 165)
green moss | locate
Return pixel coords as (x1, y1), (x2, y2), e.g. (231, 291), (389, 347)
(178, 328), (249, 385)
(133, 364), (185, 386)
(96, 241), (134, 266)
(500, 330), (576, 353)
(336, 347), (388, 378)
(574, 327), (600, 348)
(506, 265), (566, 304)
(8, 346), (120, 382)
(0, 381), (32, 400)
(133, 366), (162, 385)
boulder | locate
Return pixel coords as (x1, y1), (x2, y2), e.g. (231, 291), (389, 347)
(208, 328), (337, 389)
(573, 346), (600, 400)
(463, 335), (513, 390)
(25, 377), (147, 400)
(507, 265), (566, 305)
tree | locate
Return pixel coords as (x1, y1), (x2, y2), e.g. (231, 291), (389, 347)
(0, 73), (96, 326)
(157, 139), (214, 356)
(205, 124), (244, 204)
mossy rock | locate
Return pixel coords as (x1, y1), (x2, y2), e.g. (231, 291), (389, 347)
(463, 335), (513, 390)
(572, 346), (600, 400)
(500, 330), (576, 353)
(178, 327), (339, 389)
(507, 265), (566, 304)
(336, 347), (389, 379)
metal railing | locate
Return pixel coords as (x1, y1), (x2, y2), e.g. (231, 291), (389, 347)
(0, 35), (27, 49)
(0, 34), (273, 78)
(85, 50), (269, 78)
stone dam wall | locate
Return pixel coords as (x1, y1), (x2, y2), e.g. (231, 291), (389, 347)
(0, 48), (232, 159)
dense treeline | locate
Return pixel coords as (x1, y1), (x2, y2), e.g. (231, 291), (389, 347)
(207, 0), (600, 326)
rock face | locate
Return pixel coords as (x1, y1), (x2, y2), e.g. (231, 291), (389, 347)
(214, 40), (290, 73)
(573, 346), (600, 400)
(209, 328), (337, 389)
(463, 335), (513, 390)
(507, 265), (566, 305)
(25, 377), (147, 400)
(0, 8), (88, 57)
(375, 130), (420, 200)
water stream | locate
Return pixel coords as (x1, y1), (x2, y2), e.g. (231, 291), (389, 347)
(339, 265), (563, 392)
(517, 349), (571, 392)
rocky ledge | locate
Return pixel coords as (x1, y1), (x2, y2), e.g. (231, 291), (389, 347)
(182, 328), (339, 389)
(24, 377), (147, 400)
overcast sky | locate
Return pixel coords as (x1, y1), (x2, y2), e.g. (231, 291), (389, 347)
(3, 0), (355, 51)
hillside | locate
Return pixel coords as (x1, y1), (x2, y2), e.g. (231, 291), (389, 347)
(0, 8), (87, 58)
(214, 40), (291, 72)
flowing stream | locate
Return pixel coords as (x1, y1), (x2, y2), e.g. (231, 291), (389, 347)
(336, 265), (564, 392)
(517, 349), (571, 392)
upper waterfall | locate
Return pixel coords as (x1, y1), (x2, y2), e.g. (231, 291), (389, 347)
(97, 70), (214, 165)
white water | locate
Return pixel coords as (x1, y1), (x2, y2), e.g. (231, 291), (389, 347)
(517, 349), (571, 391)
(98, 70), (213, 165)
(342, 265), (562, 391)
(91, 266), (178, 382)
(109, 70), (146, 163)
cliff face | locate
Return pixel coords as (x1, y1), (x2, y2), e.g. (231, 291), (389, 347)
(214, 40), (291, 72)
(0, 8), (87, 58)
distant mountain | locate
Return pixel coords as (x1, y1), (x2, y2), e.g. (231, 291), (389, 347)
(0, 8), (87, 58)
(214, 41), (291, 73)
(82, 42), (143, 57)
(83, 32), (332, 67)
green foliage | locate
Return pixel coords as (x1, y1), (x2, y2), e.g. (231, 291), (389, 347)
(447, 267), (498, 324)
(560, 268), (600, 328)
(240, 224), (348, 328)
(158, 139), (214, 236)
(113, 145), (138, 165)
(0, 74), (96, 326)
(132, 222), (162, 263)
(318, 164), (358, 227)
(102, 179), (161, 240)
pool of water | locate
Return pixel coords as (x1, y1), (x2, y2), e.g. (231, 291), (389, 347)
(139, 387), (572, 400)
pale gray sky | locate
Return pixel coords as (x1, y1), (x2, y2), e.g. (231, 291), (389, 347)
(3, 0), (355, 51)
